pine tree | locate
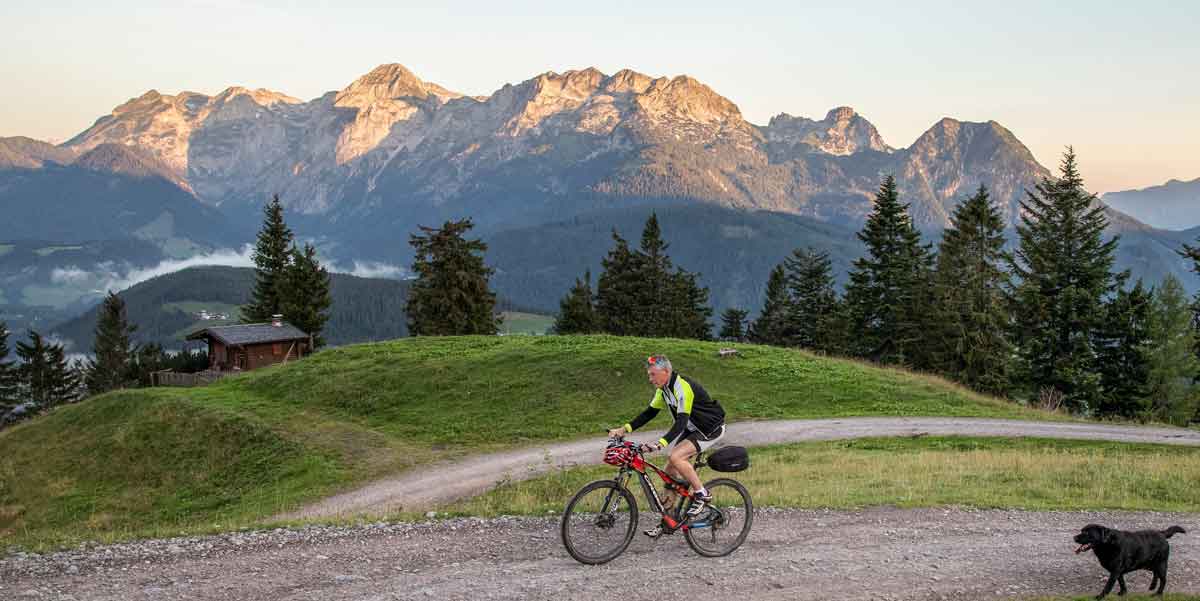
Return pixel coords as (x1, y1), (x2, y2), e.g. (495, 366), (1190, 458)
(1008, 149), (1120, 413)
(554, 270), (599, 334)
(931, 186), (1014, 395)
(1143, 275), (1199, 424)
(749, 265), (790, 346)
(16, 331), (77, 409)
(405, 218), (499, 336)
(665, 267), (713, 340)
(0, 321), (17, 413)
(1094, 280), (1152, 418)
(719, 308), (749, 342)
(593, 216), (712, 340)
(1175, 237), (1200, 378)
(843, 175), (934, 365)
(244, 194), (295, 323)
(595, 231), (646, 336)
(278, 243), (332, 348)
(84, 291), (137, 395)
(783, 247), (839, 351)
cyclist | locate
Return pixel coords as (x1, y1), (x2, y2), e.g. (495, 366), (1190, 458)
(608, 354), (726, 537)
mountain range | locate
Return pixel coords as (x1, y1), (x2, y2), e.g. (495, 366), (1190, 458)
(1103, 178), (1200, 230)
(2, 63), (1197, 318)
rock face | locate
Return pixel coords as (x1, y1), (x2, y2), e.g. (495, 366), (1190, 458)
(54, 63), (1056, 241)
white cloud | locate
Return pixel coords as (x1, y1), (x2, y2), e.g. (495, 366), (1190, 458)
(334, 260), (408, 280)
(50, 266), (91, 284)
(90, 245), (256, 294)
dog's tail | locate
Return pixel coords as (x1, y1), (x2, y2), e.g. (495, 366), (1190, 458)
(1163, 526), (1186, 538)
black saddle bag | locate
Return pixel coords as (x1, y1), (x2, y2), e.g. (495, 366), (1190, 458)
(707, 445), (750, 472)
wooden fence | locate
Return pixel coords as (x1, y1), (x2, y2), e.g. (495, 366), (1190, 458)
(151, 370), (230, 388)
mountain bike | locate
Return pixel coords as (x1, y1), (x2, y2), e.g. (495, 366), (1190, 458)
(560, 436), (753, 565)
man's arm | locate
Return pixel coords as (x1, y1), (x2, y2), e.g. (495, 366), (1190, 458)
(624, 389), (666, 432)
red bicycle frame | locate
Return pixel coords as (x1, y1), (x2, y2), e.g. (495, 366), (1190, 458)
(611, 445), (704, 533)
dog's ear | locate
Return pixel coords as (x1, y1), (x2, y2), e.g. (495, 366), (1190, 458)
(1101, 527), (1116, 544)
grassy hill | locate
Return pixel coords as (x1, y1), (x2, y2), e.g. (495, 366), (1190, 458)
(1, 335), (1051, 549)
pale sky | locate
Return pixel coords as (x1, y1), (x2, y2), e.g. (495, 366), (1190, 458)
(1, 0), (1196, 193)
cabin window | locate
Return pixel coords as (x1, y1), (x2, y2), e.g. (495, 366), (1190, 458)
(273, 343), (282, 355)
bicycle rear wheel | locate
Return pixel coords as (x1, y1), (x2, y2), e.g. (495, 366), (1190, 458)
(684, 477), (753, 557)
(560, 480), (638, 565)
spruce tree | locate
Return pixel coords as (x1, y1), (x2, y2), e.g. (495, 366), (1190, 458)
(931, 186), (1014, 395)
(1094, 280), (1152, 418)
(0, 321), (17, 412)
(244, 194), (294, 323)
(593, 216), (712, 340)
(595, 231), (646, 336)
(278, 243), (332, 348)
(783, 247), (839, 351)
(16, 331), (77, 409)
(843, 175), (934, 365)
(665, 267), (713, 340)
(405, 218), (499, 336)
(719, 308), (749, 342)
(1008, 149), (1120, 412)
(84, 291), (137, 395)
(1143, 275), (1199, 424)
(554, 271), (599, 334)
(749, 265), (790, 346)
(1175, 237), (1200, 377)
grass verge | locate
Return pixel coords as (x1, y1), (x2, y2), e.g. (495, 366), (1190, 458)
(446, 436), (1200, 516)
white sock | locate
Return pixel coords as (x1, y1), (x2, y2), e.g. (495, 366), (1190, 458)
(695, 487), (707, 497)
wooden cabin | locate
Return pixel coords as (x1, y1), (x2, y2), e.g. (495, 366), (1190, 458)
(186, 315), (311, 372)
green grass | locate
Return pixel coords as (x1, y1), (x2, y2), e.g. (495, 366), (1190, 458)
(0, 335), (1059, 549)
(499, 311), (555, 335)
(446, 436), (1200, 516)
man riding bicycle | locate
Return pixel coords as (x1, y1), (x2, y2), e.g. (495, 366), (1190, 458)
(608, 354), (726, 537)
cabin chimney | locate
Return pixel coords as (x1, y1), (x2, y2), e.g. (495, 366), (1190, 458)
(271, 314), (283, 327)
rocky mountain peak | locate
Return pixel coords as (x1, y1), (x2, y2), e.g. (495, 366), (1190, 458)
(634, 74), (742, 124)
(603, 69), (654, 94)
(213, 86), (300, 107)
(336, 63), (460, 107)
(764, 106), (890, 155)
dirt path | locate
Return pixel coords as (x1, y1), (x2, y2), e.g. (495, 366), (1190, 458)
(4, 508), (1197, 600)
(282, 417), (1200, 519)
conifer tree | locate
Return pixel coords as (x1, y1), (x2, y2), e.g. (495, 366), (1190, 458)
(593, 215), (712, 339)
(16, 331), (77, 409)
(1008, 149), (1120, 412)
(749, 265), (790, 346)
(843, 175), (934, 365)
(84, 291), (137, 395)
(244, 194), (294, 323)
(595, 231), (646, 336)
(719, 308), (749, 342)
(278, 243), (332, 348)
(931, 186), (1013, 395)
(0, 321), (17, 413)
(1094, 280), (1152, 418)
(783, 247), (839, 351)
(1143, 275), (1199, 424)
(405, 218), (498, 336)
(554, 270), (599, 334)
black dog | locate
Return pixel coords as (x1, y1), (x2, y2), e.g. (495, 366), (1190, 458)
(1074, 523), (1186, 598)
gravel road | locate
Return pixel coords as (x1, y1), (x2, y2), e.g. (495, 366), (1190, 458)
(4, 508), (1196, 600)
(283, 417), (1200, 519)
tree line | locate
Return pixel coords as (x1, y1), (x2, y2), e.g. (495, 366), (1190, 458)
(557, 149), (1199, 424)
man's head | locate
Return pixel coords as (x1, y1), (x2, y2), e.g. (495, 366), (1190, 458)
(646, 355), (672, 388)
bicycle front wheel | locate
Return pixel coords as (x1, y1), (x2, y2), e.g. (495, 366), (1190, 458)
(560, 480), (638, 565)
(684, 477), (753, 557)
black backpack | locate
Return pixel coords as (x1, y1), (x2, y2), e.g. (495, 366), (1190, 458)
(706, 446), (750, 472)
